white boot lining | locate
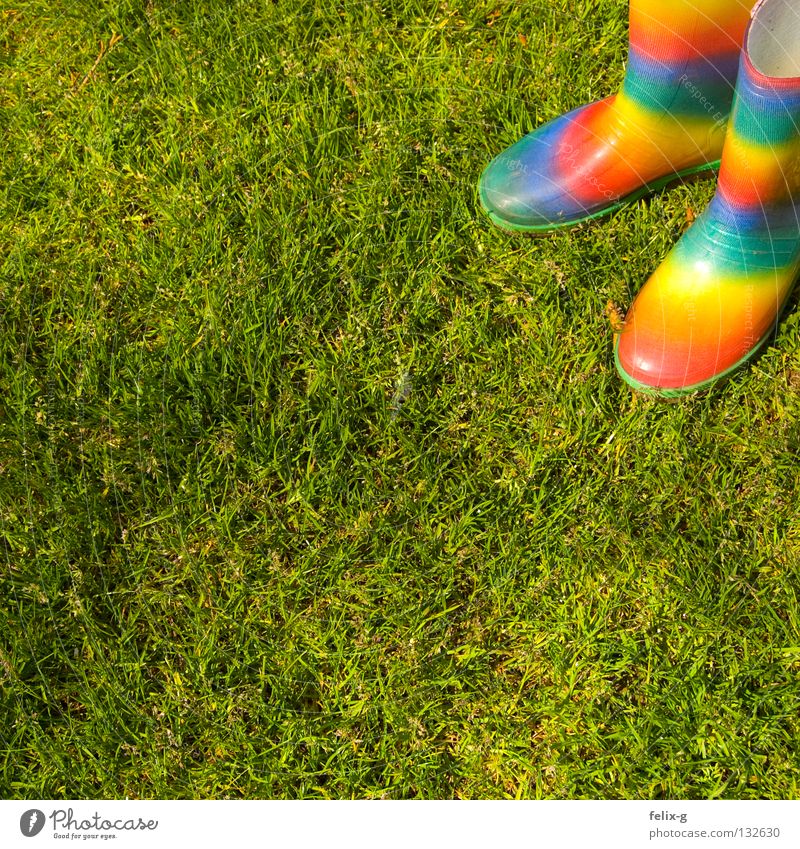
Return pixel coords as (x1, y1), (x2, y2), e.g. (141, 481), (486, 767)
(748, 0), (800, 78)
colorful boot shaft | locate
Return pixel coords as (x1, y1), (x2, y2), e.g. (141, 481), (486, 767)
(479, 0), (755, 232)
(616, 0), (800, 395)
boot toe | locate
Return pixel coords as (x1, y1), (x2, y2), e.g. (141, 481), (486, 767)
(614, 239), (787, 395)
(478, 147), (582, 229)
(478, 110), (595, 230)
(615, 327), (702, 392)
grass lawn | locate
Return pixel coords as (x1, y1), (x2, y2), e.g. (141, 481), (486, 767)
(1, 0), (799, 799)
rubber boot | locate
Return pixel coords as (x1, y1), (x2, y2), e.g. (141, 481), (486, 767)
(479, 0), (756, 232)
(616, 0), (800, 396)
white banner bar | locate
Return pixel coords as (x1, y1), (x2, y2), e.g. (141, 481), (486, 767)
(1, 800), (798, 849)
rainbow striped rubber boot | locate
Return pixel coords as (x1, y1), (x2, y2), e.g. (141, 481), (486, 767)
(479, 0), (755, 232)
(616, 0), (800, 396)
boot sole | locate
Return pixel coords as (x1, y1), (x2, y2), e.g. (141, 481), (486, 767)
(478, 159), (721, 235)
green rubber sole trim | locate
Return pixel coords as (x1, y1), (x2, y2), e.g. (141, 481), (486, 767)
(478, 159), (721, 234)
(614, 285), (798, 398)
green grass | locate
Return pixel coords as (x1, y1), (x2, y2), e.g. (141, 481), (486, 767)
(1, 0), (800, 799)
